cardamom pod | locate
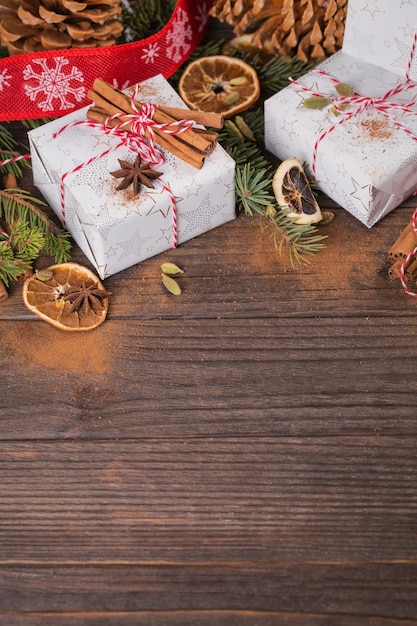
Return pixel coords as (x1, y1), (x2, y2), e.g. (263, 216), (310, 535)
(35, 269), (54, 281)
(265, 205), (278, 218)
(303, 96), (332, 110)
(320, 210), (335, 225)
(160, 262), (184, 275)
(235, 116), (255, 141)
(335, 82), (355, 97)
(162, 273), (181, 295)
(224, 119), (243, 139)
(229, 76), (247, 86)
(224, 91), (240, 105)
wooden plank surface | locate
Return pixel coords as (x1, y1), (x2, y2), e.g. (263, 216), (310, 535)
(1, 38), (417, 626)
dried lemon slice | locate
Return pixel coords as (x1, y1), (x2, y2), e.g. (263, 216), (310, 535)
(272, 158), (322, 225)
(22, 262), (111, 332)
(178, 55), (260, 118)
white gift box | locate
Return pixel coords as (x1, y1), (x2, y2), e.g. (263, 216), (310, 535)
(265, 0), (417, 227)
(29, 74), (236, 278)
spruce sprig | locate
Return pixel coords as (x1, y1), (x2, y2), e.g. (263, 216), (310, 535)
(235, 164), (275, 215)
(233, 162), (326, 267)
(0, 124), (31, 178)
(0, 188), (72, 285)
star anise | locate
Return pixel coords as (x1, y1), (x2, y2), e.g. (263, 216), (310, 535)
(110, 154), (163, 194)
(63, 281), (112, 315)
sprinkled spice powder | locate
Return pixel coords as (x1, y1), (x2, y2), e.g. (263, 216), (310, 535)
(3, 321), (111, 375)
(360, 117), (393, 140)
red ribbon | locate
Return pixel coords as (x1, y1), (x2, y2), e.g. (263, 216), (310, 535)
(0, 0), (214, 122)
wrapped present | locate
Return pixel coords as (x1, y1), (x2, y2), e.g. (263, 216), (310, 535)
(264, 0), (417, 227)
(29, 74), (236, 278)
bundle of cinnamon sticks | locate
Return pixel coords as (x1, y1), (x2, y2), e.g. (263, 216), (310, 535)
(387, 220), (417, 281)
(87, 78), (224, 169)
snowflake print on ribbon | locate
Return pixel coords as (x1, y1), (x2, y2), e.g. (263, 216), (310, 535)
(112, 78), (130, 91)
(195, 2), (209, 33)
(0, 68), (11, 92)
(165, 7), (192, 63)
(23, 57), (85, 113)
(141, 42), (160, 64)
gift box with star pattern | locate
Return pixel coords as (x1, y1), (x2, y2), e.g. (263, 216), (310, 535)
(264, 0), (417, 227)
(29, 74), (236, 278)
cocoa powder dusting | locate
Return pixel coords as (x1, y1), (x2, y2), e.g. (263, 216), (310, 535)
(3, 322), (111, 374)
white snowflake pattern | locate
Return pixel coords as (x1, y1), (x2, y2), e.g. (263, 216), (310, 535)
(112, 78), (131, 91)
(23, 57), (85, 113)
(165, 7), (193, 63)
(141, 42), (160, 64)
(0, 68), (11, 92)
(195, 2), (209, 33)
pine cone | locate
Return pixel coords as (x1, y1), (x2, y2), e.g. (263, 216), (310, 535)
(0, 0), (123, 55)
(211, 0), (348, 63)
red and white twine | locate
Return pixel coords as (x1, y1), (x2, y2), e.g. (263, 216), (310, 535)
(0, 153), (31, 167)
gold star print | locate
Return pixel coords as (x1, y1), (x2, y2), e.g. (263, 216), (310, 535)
(106, 246), (118, 257)
(92, 132), (113, 149)
(184, 178), (204, 197)
(401, 24), (415, 39)
(350, 178), (374, 212)
(96, 263), (108, 279)
(158, 227), (173, 244)
(280, 119), (299, 138)
(362, 0), (382, 19)
(146, 186), (183, 219)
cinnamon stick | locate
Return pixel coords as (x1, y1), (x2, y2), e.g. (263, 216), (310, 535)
(87, 107), (205, 169)
(405, 257), (417, 280)
(0, 281), (8, 304)
(388, 258), (404, 280)
(92, 79), (216, 154)
(158, 105), (224, 129)
(388, 222), (417, 262)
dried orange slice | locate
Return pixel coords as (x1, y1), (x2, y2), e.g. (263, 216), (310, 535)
(22, 262), (111, 332)
(178, 55), (260, 118)
(272, 158), (323, 225)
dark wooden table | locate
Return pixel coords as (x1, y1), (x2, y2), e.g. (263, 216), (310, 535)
(1, 39), (417, 626)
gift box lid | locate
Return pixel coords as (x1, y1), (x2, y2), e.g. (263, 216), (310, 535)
(342, 0), (417, 81)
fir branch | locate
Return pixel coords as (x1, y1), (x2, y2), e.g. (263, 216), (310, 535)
(121, 0), (177, 42)
(0, 188), (72, 267)
(235, 163), (275, 215)
(9, 220), (45, 262)
(233, 162), (327, 267)
(0, 240), (31, 286)
(265, 211), (327, 267)
(0, 125), (31, 177)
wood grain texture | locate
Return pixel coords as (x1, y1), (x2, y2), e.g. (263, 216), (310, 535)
(1, 50), (417, 624)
